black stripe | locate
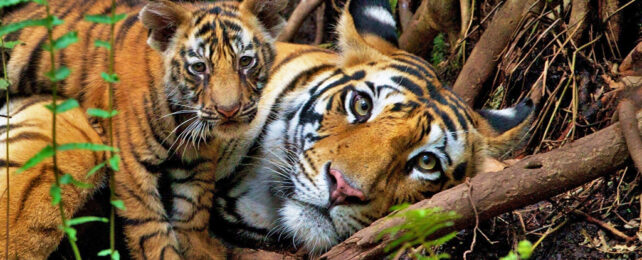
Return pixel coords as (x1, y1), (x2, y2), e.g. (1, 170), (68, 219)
(270, 48), (335, 74)
(4, 132), (51, 143)
(391, 76), (423, 96)
(115, 14), (140, 47)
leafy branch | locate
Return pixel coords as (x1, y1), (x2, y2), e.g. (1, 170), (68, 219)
(84, 0), (127, 258)
(379, 204), (460, 260)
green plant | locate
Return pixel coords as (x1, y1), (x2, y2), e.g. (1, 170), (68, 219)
(84, 1), (126, 258)
(431, 33), (447, 67)
(0, 0), (124, 259)
(379, 203), (461, 260)
(500, 240), (534, 260)
(0, 10), (21, 260)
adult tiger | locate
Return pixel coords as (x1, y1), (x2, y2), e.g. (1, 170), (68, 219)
(211, 0), (534, 254)
(0, 0), (287, 259)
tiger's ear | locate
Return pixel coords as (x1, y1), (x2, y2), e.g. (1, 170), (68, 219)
(337, 0), (399, 65)
(474, 99), (535, 158)
(240, 0), (287, 38)
(139, 0), (191, 52)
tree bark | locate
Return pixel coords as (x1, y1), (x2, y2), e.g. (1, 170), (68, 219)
(277, 0), (325, 42)
(320, 110), (642, 259)
(398, 0), (459, 58)
(451, 0), (542, 106)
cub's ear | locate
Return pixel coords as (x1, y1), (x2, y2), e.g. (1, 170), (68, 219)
(139, 0), (191, 52)
(240, 0), (288, 38)
(474, 99), (535, 157)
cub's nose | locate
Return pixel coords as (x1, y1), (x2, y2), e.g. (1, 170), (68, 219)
(215, 103), (240, 119)
(327, 168), (366, 207)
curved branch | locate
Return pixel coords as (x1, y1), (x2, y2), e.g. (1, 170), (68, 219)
(277, 0), (325, 42)
(451, 0), (542, 106)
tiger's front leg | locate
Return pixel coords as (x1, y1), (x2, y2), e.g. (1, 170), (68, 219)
(170, 167), (225, 260)
(0, 97), (107, 259)
(113, 164), (183, 259)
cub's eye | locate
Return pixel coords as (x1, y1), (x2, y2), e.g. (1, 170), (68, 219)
(239, 56), (254, 68)
(414, 152), (441, 173)
(190, 62), (206, 73)
(350, 92), (372, 122)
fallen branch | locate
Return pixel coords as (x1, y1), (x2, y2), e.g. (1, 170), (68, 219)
(320, 110), (642, 259)
(451, 0), (542, 106)
(572, 209), (635, 242)
(277, 0), (325, 42)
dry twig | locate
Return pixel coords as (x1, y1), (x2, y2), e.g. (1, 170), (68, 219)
(277, 0), (325, 42)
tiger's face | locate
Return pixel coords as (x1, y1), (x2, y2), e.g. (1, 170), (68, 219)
(140, 0), (285, 139)
(264, 0), (533, 253)
(270, 59), (484, 252)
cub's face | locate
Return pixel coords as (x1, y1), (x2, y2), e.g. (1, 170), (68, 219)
(267, 58), (485, 252)
(140, 0), (284, 140)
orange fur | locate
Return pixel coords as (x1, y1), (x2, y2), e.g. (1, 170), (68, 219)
(0, 0), (286, 258)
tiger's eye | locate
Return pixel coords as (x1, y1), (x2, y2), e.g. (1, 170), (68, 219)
(239, 56), (254, 68)
(417, 153), (437, 171)
(190, 62), (206, 73)
(351, 93), (372, 120)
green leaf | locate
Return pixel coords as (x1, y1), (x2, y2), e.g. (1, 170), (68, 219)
(111, 250), (120, 260)
(59, 173), (73, 185)
(43, 31), (78, 51)
(57, 143), (119, 152)
(45, 98), (79, 114)
(43, 15), (64, 29)
(389, 0), (398, 14)
(17, 145), (54, 173)
(50, 184), (61, 205)
(86, 162), (107, 177)
(500, 251), (519, 260)
(1, 40), (21, 49)
(44, 66), (71, 82)
(111, 200), (125, 210)
(517, 240), (534, 259)
(0, 79), (9, 90)
(62, 226), (77, 241)
(0, 0), (30, 8)
(94, 40), (111, 50)
(66, 216), (108, 226)
(31, 0), (47, 4)
(0, 19), (48, 37)
(100, 72), (119, 83)
(97, 249), (111, 257)
(108, 155), (120, 171)
(58, 173), (91, 188)
(84, 13), (127, 24)
(87, 108), (118, 118)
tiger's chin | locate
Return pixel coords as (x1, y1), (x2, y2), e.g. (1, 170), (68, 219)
(210, 120), (252, 139)
(279, 199), (341, 255)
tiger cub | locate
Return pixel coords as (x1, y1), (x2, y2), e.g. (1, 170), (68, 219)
(211, 0), (534, 254)
(0, 0), (286, 259)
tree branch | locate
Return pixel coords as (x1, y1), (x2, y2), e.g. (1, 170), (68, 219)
(277, 0), (325, 42)
(451, 0), (542, 106)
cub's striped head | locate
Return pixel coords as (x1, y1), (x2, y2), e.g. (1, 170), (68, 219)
(140, 0), (286, 139)
(266, 0), (534, 252)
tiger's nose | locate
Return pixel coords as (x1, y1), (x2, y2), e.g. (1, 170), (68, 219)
(215, 103), (240, 119)
(328, 168), (366, 207)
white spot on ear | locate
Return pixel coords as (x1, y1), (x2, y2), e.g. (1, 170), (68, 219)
(363, 6), (396, 27)
(485, 107), (517, 118)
